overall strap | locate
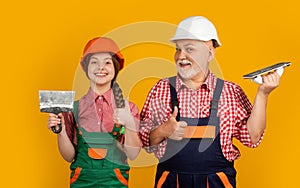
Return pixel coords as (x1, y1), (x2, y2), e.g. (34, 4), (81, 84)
(73, 100), (79, 123)
(210, 78), (224, 117)
(73, 100), (122, 141)
(208, 78), (224, 135)
(169, 76), (224, 124)
(72, 100), (84, 132)
(169, 76), (180, 121)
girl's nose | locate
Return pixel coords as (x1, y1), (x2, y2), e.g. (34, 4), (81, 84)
(97, 62), (105, 70)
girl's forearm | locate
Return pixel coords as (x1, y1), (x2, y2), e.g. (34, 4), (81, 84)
(57, 130), (75, 162)
(123, 128), (141, 160)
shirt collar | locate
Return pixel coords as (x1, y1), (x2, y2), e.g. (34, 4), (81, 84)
(176, 71), (216, 91)
(205, 72), (216, 92)
(85, 88), (113, 106)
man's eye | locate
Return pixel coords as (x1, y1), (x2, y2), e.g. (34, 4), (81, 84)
(186, 48), (192, 52)
(176, 48), (181, 52)
(106, 61), (112, 64)
(90, 61), (97, 64)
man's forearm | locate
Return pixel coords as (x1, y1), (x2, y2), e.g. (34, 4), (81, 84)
(247, 92), (268, 144)
(149, 125), (166, 146)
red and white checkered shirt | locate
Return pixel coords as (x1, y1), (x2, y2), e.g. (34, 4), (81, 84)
(139, 73), (263, 162)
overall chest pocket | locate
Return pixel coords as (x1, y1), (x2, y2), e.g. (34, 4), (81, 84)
(83, 134), (115, 160)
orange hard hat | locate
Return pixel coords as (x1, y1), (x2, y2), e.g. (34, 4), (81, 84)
(80, 37), (124, 71)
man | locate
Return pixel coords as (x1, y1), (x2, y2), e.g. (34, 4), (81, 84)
(139, 16), (280, 188)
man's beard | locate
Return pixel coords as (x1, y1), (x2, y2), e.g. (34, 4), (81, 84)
(176, 60), (201, 80)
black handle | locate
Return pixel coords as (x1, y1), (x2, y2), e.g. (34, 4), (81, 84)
(51, 113), (62, 134)
(51, 123), (62, 134)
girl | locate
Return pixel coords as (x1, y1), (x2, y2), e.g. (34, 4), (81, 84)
(47, 37), (141, 187)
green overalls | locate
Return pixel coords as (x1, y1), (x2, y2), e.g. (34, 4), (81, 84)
(69, 101), (130, 188)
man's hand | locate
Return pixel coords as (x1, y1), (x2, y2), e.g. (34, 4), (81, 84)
(259, 71), (280, 96)
(161, 106), (187, 140)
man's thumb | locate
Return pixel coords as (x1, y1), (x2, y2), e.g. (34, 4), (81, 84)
(171, 106), (178, 119)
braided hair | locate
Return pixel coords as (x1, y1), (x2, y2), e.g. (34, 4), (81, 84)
(112, 81), (125, 108)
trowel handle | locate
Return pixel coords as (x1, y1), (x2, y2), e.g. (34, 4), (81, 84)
(51, 114), (62, 134)
(51, 124), (62, 134)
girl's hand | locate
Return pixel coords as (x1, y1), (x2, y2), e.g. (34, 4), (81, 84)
(47, 113), (65, 133)
(114, 100), (137, 131)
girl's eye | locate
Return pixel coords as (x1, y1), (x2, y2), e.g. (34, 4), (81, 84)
(106, 61), (112, 64)
(90, 61), (97, 64)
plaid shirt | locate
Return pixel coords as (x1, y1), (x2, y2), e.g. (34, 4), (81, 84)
(139, 73), (263, 162)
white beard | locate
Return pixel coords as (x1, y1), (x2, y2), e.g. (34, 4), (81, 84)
(177, 65), (199, 79)
(176, 59), (202, 80)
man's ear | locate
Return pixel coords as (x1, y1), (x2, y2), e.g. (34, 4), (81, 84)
(208, 48), (215, 62)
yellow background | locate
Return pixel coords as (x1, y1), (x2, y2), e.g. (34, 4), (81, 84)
(1, 0), (299, 187)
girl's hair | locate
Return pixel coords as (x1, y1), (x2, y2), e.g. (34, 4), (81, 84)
(111, 54), (121, 86)
(112, 82), (125, 108)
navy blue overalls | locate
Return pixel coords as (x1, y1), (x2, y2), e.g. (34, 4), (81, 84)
(155, 77), (236, 188)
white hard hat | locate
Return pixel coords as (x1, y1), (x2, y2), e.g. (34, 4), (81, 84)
(170, 16), (221, 47)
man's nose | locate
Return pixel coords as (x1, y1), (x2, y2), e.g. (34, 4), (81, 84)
(177, 50), (187, 60)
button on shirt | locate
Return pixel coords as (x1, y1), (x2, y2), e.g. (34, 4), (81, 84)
(139, 73), (264, 162)
(78, 88), (115, 132)
(63, 88), (140, 147)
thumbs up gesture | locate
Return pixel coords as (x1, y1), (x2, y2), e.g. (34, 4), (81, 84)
(162, 106), (187, 140)
(114, 100), (137, 131)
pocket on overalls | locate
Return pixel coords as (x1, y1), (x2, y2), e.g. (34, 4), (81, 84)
(70, 167), (82, 184)
(156, 171), (170, 188)
(114, 168), (129, 186)
(88, 148), (107, 159)
(207, 172), (234, 188)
